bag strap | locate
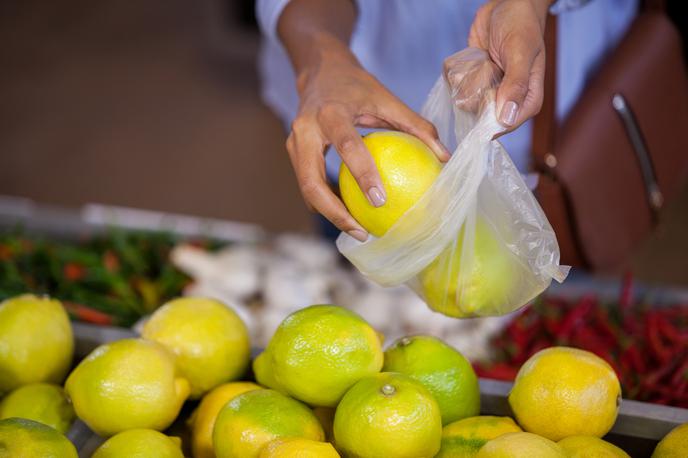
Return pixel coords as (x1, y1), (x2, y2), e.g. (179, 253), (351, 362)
(531, 13), (558, 174)
(644, 0), (666, 10)
(531, 0), (664, 174)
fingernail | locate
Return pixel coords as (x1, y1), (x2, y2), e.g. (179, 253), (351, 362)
(433, 139), (451, 161)
(348, 229), (368, 242)
(367, 186), (386, 207)
(499, 101), (519, 127)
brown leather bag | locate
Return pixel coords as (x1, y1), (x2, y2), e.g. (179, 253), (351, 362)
(533, 5), (688, 272)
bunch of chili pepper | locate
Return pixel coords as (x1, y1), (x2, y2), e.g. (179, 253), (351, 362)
(0, 229), (207, 326)
(475, 277), (688, 407)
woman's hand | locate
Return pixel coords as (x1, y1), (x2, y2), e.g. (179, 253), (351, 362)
(447, 0), (552, 132)
(288, 38), (448, 241)
(278, 0), (448, 242)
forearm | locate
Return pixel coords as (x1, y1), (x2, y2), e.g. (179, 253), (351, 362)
(277, 0), (358, 86)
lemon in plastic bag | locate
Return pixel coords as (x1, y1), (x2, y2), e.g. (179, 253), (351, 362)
(418, 217), (518, 318)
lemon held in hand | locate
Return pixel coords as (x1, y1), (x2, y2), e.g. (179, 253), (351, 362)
(0, 294), (74, 394)
(477, 432), (566, 458)
(190, 381), (262, 458)
(0, 383), (75, 434)
(436, 416), (522, 458)
(142, 296), (251, 398)
(255, 305), (383, 407)
(339, 131), (442, 237)
(333, 372), (442, 458)
(91, 429), (184, 458)
(383, 335), (480, 425)
(0, 417), (77, 458)
(558, 435), (630, 458)
(213, 388), (324, 458)
(508, 347), (621, 441)
(65, 338), (190, 437)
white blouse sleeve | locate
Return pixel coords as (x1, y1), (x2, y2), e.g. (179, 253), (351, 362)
(256, 0), (292, 42)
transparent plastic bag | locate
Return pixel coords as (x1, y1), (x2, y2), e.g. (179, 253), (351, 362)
(336, 48), (569, 318)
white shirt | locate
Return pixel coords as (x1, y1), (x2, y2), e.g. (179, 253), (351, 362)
(257, 0), (638, 177)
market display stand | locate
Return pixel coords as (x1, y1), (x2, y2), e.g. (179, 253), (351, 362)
(68, 323), (688, 457)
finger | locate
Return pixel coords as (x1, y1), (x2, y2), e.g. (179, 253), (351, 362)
(287, 119), (368, 241)
(520, 49), (545, 122)
(318, 105), (387, 208)
(377, 98), (451, 162)
(495, 37), (542, 130)
(467, 3), (494, 49)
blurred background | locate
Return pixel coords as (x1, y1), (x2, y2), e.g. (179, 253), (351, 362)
(0, 0), (311, 233)
(1, 2), (688, 442)
(1, 0), (687, 282)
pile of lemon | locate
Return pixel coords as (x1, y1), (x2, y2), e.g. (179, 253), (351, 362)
(1, 293), (687, 457)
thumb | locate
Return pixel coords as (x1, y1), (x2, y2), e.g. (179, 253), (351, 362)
(495, 39), (544, 130)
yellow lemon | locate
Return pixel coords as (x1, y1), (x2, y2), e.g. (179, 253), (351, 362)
(255, 305), (383, 407)
(0, 295), (73, 394)
(91, 429), (184, 458)
(0, 417), (77, 458)
(652, 423), (688, 458)
(142, 296), (251, 398)
(508, 347), (621, 441)
(476, 432), (566, 457)
(65, 338), (190, 437)
(558, 436), (630, 457)
(339, 131), (442, 237)
(333, 372), (442, 458)
(190, 381), (262, 458)
(253, 351), (285, 392)
(0, 383), (74, 434)
(419, 218), (519, 318)
(436, 416), (522, 457)
(259, 438), (340, 457)
(213, 389), (324, 458)
(383, 335), (479, 425)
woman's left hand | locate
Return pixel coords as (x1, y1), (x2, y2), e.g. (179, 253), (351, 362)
(448, 0), (553, 132)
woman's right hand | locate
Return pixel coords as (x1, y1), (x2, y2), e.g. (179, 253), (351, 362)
(285, 34), (449, 241)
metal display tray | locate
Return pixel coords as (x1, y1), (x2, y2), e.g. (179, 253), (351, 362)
(68, 323), (688, 458)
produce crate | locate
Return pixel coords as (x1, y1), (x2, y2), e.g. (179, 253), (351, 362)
(68, 323), (688, 457)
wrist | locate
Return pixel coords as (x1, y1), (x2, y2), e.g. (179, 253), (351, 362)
(295, 32), (360, 94)
(530, 0), (555, 30)
(531, 0), (555, 11)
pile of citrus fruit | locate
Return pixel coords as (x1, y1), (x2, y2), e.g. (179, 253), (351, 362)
(1, 293), (687, 457)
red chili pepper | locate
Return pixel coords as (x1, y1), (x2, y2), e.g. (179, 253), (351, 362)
(670, 355), (688, 387)
(643, 359), (679, 391)
(63, 262), (86, 281)
(592, 307), (620, 343)
(103, 250), (120, 272)
(507, 320), (530, 354)
(62, 302), (114, 325)
(674, 378), (688, 398)
(656, 313), (686, 345)
(621, 345), (647, 374)
(557, 295), (595, 339)
(647, 313), (673, 364)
